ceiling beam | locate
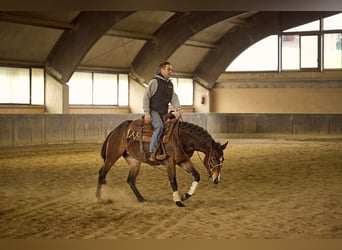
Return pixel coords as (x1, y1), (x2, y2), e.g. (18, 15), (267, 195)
(106, 29), (155, 41)
(184, 40), (216, 49)
(107, 29), (217, 49)
(0, 12), (218, 50)
(0, 12), (74, 30)
(46, 11), (134, 83)
(131, 11), (244, 84)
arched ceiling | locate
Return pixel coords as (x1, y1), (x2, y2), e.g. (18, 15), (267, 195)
(0, 11), (339, 89)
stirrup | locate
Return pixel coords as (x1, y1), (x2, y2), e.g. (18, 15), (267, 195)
(155, 153), (167, 160)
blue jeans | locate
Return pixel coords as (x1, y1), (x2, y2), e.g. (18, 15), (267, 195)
(150, 110), (164, 153)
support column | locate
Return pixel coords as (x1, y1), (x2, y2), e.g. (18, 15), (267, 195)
(45, 73), (69, 114)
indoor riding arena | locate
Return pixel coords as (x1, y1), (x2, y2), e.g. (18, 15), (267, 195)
(1, 10), (342, 240)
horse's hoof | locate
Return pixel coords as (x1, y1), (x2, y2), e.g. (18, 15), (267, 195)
(176, 201), (185, 207)
(105, 199), (113, 204)
(140, 200), (152, 206)
(181, 193), (192, 201)
(97, 198), (113, 205)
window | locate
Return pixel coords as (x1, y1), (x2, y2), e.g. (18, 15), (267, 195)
(67, 71), (128, 106)
(170, 77), (193, 106)
(67, 72), (92, 105)
(93, 73), (118, 105)
(226, 35), (278, 72)
(301, 35), (319, 69)
(0, 67), (44, 105)
(282, 35), (300, 70)
(281, 35), (319, 70)
(31, 68), (45, 105)
(324, 33), (342, 69)
(284, 20), (320, 32)
(323, 13), (342, 30)
(118, 74), (128, 106)
(226, 12), (342, 72)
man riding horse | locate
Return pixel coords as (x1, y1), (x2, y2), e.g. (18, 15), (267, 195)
(96, 61), (228, 207)
(142, 61), (183, 162)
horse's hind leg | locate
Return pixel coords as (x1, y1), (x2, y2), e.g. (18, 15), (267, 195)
(124, 156), (146, 202)
(95, 156), (120, 202)
(95, 164), (107, 201)
(96, 120), (131, 203)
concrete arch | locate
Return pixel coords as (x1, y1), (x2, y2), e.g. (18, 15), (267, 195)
(194, 11), (339, 89)
(46, 11), (134, 83)
(131, 11), (243, 83)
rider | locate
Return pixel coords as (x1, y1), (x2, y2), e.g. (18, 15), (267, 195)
(143, 61), (183, 162)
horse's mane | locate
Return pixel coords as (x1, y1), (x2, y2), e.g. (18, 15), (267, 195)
(178, 121), (215, 146)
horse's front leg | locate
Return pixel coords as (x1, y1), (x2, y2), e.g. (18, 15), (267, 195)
(179, 160), (200, 201)
(125, 156), (147, 203)
(166, 164), (185, 207)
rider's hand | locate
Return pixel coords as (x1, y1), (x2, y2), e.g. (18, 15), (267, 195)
(174, 110), (183, 120)
(144, 114), (152, 123)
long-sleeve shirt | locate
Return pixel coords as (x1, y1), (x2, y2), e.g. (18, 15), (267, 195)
(143, 74), (182, 115)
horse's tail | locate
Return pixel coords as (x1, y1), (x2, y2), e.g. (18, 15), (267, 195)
(100, 120), (133, 162)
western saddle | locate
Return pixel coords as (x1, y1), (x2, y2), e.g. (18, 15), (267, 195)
(126, 113), (178, 161)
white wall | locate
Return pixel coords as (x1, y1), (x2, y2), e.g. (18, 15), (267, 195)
(213, 88), (342, 114)
(129, 78), (145, 114)
(193, 83), (210, 113)
(45, 74), (69, 114)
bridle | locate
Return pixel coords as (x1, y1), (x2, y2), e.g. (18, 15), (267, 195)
(195, 147), (223, 179)
(208, 154), (223, 172)
(207, 148), (223, 172)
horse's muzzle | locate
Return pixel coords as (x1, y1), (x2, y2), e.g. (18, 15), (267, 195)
(209, 172), (221, 184)
(212, 173), (221, 184)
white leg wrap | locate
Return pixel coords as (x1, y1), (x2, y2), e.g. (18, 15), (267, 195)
(188, 181), (199, 196)
(173, 191), (181, 202)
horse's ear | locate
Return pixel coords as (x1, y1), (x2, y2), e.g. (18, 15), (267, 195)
(221, 141), (229, 150)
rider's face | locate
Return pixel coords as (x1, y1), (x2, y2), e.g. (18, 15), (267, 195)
(160, 64), (172, 79)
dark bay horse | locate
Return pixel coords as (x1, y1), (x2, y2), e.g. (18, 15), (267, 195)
(95, 118), (228, 207)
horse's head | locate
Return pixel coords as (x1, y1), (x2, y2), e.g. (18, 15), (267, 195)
(205, 141), (228, 184)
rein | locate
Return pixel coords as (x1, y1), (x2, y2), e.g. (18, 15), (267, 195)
(195, 151), (211, 180)
(196, 149), (222, 171)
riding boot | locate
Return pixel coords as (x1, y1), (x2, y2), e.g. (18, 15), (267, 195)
(148, 152), (156, 162)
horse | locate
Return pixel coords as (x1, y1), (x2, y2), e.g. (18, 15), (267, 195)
(95, 116), (228, 207)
